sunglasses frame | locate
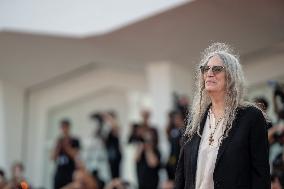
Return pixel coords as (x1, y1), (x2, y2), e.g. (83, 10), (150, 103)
(200, 65), (225, 74)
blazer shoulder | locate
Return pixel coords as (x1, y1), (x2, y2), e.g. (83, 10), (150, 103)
(237, 105), (268, 127)
(238, 105), (263, 117)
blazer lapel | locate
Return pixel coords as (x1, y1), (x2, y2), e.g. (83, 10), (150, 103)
(215, 108), (242, 168)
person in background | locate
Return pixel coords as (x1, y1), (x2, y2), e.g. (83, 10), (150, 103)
(137, 110), (159, 149)
(270, 83), (284, 188)
(52, 119), (81, 189)
(0, 169), (7, 189)
(270, 86), (284, 147)
(174, 94), (190, 125)
(254, 97), (269, 113)
(135, 110), (160, 189)
(3, 162), (29, 189)
(253, 97), (277, 147)
(103, 111), (122, 179)
(271, 173), (283, 189)
(128, 123), (143, 144)
(61, 167), (98, 189)
(254, 97), (272, 129)
(272, 82), (284, 122)
(166, 111), (184, 180)
(136, 128), (160, 189)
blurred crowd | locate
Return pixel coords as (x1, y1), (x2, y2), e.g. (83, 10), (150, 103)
(267, 82), (284, 189)
(49, 93), (190, 189)
(1, 82), (284, 189)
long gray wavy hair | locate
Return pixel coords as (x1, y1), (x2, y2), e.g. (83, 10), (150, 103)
(185, 42), (251, 139)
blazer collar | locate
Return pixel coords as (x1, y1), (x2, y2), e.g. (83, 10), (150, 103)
(190, 106), (242, 181)
(214, 108), (242, 168)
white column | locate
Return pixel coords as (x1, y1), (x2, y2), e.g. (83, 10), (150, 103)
(146, 62), (173, 129)
(145, 62), (175, 166)
(145, 62), (193, 158)
(171, 64), (194, 98)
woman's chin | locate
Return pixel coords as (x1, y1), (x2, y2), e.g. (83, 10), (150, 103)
(205, 87), (217, 92)
(205, 88), (223, 95)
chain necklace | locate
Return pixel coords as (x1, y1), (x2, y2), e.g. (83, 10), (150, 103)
(208, 110), (224, 146)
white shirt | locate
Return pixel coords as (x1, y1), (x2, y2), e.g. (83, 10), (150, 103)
(195, 110), (224, 189)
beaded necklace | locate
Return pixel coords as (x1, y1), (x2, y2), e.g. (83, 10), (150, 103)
(208, 110), (224, 146)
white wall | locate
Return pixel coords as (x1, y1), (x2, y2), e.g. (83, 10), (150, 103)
(243, 53), (284, 86)
(171, 64), (194, 98)
(0, 80), (25, 177)
(2, 81), (25, 171)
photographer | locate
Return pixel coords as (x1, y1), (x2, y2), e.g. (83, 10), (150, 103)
(269, 81), (284, 187)
(91, 111), (122, 179)
(61, 167), (98, 189)
(133, 110), (160, 189)
(268, 83), (284, 146)
(272, 81), (284, 122)
(165, 111), (184, 180)
(52, 119), (81, 189)
(253, 97), (277, 145)
(104, 112), (122, 179)
(135, 129), (160, 189)
(0, 169), (7, 189)
(173, 93), (190, 125)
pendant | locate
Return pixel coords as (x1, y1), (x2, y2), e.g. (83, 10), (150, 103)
(209, 133), (214, 145)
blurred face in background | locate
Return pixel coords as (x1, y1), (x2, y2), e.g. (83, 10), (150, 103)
(104, 112), (117, 126)
(141, 110), (151, 123)
(173, 113), (184, 128)
(0, 171), (6, 187)
(12, 163), (24, 180)
(61, 123), (70, 137)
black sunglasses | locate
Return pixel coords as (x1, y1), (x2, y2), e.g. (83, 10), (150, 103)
(200, 65), (225, 74)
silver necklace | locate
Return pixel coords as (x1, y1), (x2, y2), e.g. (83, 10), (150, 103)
(208, 111), (223, 146)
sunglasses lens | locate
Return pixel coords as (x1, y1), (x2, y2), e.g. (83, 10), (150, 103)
(212, 66), (224, 73)
(200, 66), (210, 74)
(200, 66), (224, 74)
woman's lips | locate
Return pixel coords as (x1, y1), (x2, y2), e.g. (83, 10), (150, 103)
(206, 80), (216, 84)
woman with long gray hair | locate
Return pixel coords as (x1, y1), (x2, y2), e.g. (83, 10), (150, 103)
(174, 43), (270, 189)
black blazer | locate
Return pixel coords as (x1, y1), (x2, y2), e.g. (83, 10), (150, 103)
(174, 106), (270, 189)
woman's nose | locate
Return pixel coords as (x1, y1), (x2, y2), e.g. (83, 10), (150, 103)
(207, 68), (214, 76)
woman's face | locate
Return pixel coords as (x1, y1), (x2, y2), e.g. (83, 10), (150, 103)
(203, 55), (226, 94)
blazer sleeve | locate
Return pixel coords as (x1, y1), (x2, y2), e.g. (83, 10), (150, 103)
(249, 108), (270, 189)
(174, 143), (185, 189)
